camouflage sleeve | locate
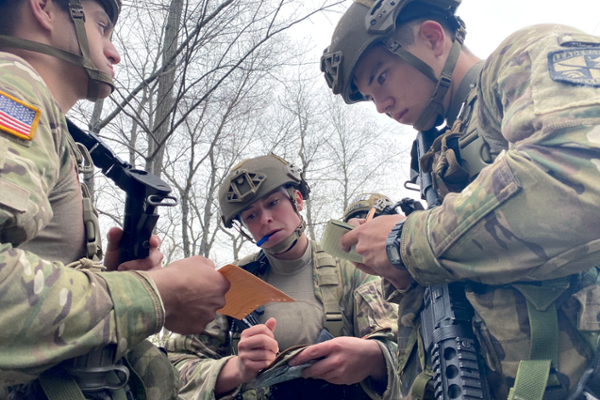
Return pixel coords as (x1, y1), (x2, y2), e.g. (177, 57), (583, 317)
(165, 314), (238, 400)
(0, 54), (164, 387)
(401, 25), (600, 286)
(338, 260), (399, 400)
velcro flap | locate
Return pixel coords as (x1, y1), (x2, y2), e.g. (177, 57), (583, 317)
(0, 178), (30, 212)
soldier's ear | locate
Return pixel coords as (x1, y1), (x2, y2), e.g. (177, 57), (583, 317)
(28, 0), (58, 32)
(417, 20), (447, 57)
(294, 189), (304, 212)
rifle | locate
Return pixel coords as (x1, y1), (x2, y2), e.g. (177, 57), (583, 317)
(60, 119), (177, 399)
(409, 128), (490, 400)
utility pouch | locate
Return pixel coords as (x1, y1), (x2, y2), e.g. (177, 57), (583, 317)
(419, 127), (470, 200)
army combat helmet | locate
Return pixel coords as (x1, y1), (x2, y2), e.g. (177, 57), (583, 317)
(0, 0), (121, 101)
(219, 154), (311, 255)
(321, 0), (465, 131)
(342, 193), (395, 222)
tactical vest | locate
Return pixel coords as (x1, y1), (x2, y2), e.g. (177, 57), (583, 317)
(69, 133), (103, 261)
(405, 62), (600, 400)
(232, 241), (345, 345)
(231, 241), (373, 400)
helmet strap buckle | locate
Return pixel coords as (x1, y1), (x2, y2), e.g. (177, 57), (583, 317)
(69, 2), (86, 22)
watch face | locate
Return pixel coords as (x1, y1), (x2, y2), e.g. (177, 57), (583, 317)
(388, 246), (401, 264)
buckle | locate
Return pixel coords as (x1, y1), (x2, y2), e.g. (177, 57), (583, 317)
(439, 74), (452, 90)
(70, 4), (86, 21)
(325, 312), (343, 322)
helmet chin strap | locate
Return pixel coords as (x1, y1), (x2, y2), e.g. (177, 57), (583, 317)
(385, 24), (466, 131)
(0, 0), (115, 102)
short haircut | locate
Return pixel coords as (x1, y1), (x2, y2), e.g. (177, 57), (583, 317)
(0, 0), (70, 36)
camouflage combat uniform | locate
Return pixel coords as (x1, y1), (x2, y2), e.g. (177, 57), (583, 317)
(394, 25), (600, 399)
(165, 240), (399, 400)
(0, 52), (165, 394)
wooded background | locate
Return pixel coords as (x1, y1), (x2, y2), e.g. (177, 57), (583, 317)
(68, 0), (415, 268)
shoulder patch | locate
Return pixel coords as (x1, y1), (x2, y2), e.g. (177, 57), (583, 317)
(548, 48), (600, 87)
(0, 90), (41, 141)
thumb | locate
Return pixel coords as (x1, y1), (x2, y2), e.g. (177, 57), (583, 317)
(265, 317), (277, 333)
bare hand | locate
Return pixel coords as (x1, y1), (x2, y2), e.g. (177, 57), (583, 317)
(216, 318), (278, 395)
(103, 227), (163, 272)
(236, 318), (279, 381)
(288, 337), (386, 384)
(149, 256), (230, 334)
(340, 215), (412, 288)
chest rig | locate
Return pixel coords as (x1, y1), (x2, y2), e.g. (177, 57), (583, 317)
(410, 61), (493, 201)
(65, 126), (103, 262)
(230, 241), (344, 352)
(405, 63), (599, 400)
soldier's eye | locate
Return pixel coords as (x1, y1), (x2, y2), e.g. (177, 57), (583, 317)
(377, 71), (387, 85)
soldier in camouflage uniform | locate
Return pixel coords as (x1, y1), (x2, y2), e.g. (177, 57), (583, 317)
(165, 154), (400, 400)
(318, 0), (600, 399)
(0, 0), (229, 398)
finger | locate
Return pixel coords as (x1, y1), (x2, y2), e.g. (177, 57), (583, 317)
(238, 333), (279, 353)
(239, 349), (278, 364)
(289, 343), (330, 366)
(118, 247), (164, 271)
(265, 318), (277, 333)
(241, 324), (277, 340)
(149, 234), (161, 248)
(346, 217), (364, 227)
(302, 360), (337, 380)
(106, 227), (123, 252)
(339, 229), (359, 253)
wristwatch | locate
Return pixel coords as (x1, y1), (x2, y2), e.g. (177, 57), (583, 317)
(385, 219), (406, 270)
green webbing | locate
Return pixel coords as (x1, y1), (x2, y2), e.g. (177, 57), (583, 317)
(412, 37), (463, 131)
(527, 300), (559, 365)
(386, 41), (438, 84)
(513, 281), (569, 365)
(314, 243), (344, 337)
(507, 360), (552, 400)
(39, 368), (132, 400)
(508, 279), (570, 400)
(39, 368), (86, 400)
(411, 370), (433, 400)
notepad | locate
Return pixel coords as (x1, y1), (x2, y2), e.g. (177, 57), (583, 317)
(320, 219), (363, 263)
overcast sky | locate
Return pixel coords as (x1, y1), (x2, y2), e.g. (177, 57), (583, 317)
(287, 0), (600, 201)
(295, 0), (600, 65)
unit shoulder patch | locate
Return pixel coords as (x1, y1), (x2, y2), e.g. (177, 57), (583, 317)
(548, 48), (600, 87)
(0, 90), (41, 141)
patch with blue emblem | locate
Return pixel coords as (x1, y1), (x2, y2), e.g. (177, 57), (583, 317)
(548, 48), (600, 86)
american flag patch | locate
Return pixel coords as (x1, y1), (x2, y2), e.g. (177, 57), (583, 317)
(0, 90), (41, 141)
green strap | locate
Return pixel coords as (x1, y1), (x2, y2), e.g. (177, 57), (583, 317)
(508, 279), (570, 400)
(39, 368), (86, 400)
(527, 299), (559, 365)
(314, 243), (344, 337)
(513, 281), (569, 365)
(411, 370), (434, 400)
(508, 360), (552, 400)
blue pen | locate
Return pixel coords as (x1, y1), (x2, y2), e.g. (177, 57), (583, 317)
(256, 233), (272, 246)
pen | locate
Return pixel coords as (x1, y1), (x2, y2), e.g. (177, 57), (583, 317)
(365, 207), (376, 222)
